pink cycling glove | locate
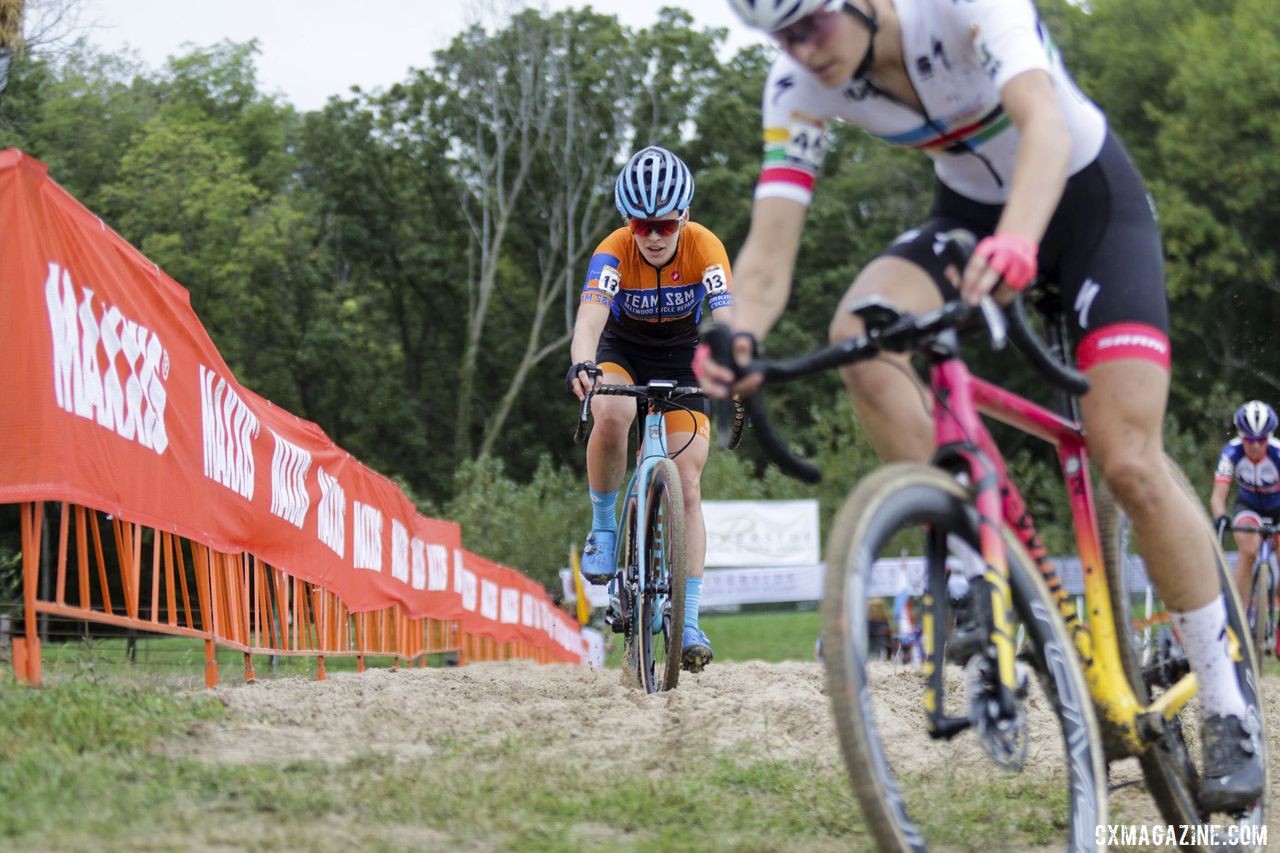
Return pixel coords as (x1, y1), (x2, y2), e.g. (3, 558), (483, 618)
(973, 233), (1039, 292)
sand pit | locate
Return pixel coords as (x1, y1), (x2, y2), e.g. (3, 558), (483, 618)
(172, 659), (1279, 833)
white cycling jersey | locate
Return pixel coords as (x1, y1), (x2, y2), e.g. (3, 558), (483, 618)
(757, 0), (1106, 205)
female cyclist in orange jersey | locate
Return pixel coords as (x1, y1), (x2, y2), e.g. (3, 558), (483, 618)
(566, 146), (734, 671)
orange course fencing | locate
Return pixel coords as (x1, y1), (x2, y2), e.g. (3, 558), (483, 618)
(2, 148), (584, 685)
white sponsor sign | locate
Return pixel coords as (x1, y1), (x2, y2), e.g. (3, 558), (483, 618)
(703, 499), (819, 567)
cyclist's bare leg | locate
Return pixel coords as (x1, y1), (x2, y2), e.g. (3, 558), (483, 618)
(1080, 359), (1218, 609)
(829, 257), (944, 463)
(585, 367), (637, 493)
(666, 430), (709, 580)
(1232, 529), (1261, 608)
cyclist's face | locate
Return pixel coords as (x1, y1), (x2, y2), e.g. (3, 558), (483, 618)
(776, 6), (869, 88)
(1242, 433), (1270, 461)
(628, 210), (685, 265)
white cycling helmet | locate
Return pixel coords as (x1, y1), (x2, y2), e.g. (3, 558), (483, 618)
(614, 146), (694, 219)
(1235, 400), (1278, 440)
(728, 0), (834, 32)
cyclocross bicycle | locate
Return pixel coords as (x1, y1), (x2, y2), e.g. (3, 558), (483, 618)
(1227, 520), (1280, 658)
(575, 380), (722, 693)
(704, 243), (1267, 852)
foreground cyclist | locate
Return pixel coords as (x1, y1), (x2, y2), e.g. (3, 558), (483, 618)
(699, 0), (1261, 809)
(566, 146), (734, 671)
(1211, 400), (1280, 608)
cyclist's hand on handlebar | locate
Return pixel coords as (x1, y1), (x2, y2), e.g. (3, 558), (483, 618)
(695, 329), (762, 399)
(1215, 514), (1231, 542)
(959, 233), (1038, 305)
(565, 361), (602, 401)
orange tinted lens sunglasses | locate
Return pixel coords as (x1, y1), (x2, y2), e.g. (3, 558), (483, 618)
(628, 217), (681, 238)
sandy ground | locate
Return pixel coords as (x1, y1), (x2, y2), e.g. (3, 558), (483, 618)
(172, 660), (1280, 836)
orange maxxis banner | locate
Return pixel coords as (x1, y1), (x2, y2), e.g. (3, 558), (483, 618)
(0, 148), (581, 660)
(456, 549), (583, 657)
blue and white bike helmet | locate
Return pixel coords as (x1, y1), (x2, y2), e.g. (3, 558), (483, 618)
(1235, 400), (1277, 439)
(614, 146), (694, 219)
(727, 0), (833, 31)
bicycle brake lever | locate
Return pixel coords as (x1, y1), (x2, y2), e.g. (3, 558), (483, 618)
(979, 296), (1007, 350)
(573, 390), (593, 444)
(701, 324), (743, 451)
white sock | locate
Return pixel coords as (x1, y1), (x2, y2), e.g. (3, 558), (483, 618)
(1170, 596), (1247, 719)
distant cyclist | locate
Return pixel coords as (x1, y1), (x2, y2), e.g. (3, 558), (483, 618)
(566, 146), (734, 671)
(1211, 400), (1280, 606)
(699, 0), (1263, 809)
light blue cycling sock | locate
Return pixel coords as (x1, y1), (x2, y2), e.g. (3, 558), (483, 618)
(589, 487), (617, 532)
(685, 577), (703, 631)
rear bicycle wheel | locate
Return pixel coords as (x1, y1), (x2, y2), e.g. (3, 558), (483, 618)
(1097, 455), (1268, 843)
(822, 464), (1106, 853)
(637, 459), (685, 692)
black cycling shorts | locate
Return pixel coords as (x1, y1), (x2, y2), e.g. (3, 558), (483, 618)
(595, 327), (710, 436)
(881, 130), (1170, 372)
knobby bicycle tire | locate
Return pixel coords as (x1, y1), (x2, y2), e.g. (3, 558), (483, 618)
(618, 493), (643, 691)
(638, 458), (686, 692)
(725, 398), (747, 451)
(1097, 454), (1268, 845)
(1252, 557), (1269, 660)
(822, 464), (1106, 853)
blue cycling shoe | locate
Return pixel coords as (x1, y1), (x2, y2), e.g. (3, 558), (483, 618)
(681, 625), (713, 672)
(580, 530), (617, 584)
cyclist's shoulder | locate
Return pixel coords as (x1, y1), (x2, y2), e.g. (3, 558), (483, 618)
(591, 227), (631, 258)
(1218, 438), (1245, 460)
(683, 220), (727, 248)
(761, 53), (843, 119)
(680, 221), (732, 268)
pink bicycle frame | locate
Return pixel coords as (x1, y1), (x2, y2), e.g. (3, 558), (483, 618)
(930, 355), (1153, 740)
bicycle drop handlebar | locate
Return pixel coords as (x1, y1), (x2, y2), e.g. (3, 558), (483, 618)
(573, 381), (707, 444)
(1231, 523), (1280, 537)
(702, 236), (1090, 483)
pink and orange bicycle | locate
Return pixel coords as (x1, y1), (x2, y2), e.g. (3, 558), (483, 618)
(705, 242), (1267, 851)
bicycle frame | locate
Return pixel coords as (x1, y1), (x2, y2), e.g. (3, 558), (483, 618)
(926, 348), (1199, 754)
(616, 396), (679, 629)
(1242, 526), (1279, 652)
(1250, 533), (1278, 598)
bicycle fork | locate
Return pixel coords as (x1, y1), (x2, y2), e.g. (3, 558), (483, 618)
(920, 355), (1024, 740)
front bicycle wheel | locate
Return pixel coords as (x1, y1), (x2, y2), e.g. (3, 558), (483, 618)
(823, 464), (1106, 853)
(1252, 558), (1269, 658)
(1098, 455), (1268, 843)
(636, 458), (685, 693)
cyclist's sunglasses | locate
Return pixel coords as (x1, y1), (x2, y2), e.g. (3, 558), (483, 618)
(628, 217), (682, 238)
(1242, 435), (1271, 445)
(773, 6), (840, 50)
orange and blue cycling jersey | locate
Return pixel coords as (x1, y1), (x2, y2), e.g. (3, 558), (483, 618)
(580, 221), (733, 346)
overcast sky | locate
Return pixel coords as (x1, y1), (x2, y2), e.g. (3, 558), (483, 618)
(73, 0), (768, 112)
